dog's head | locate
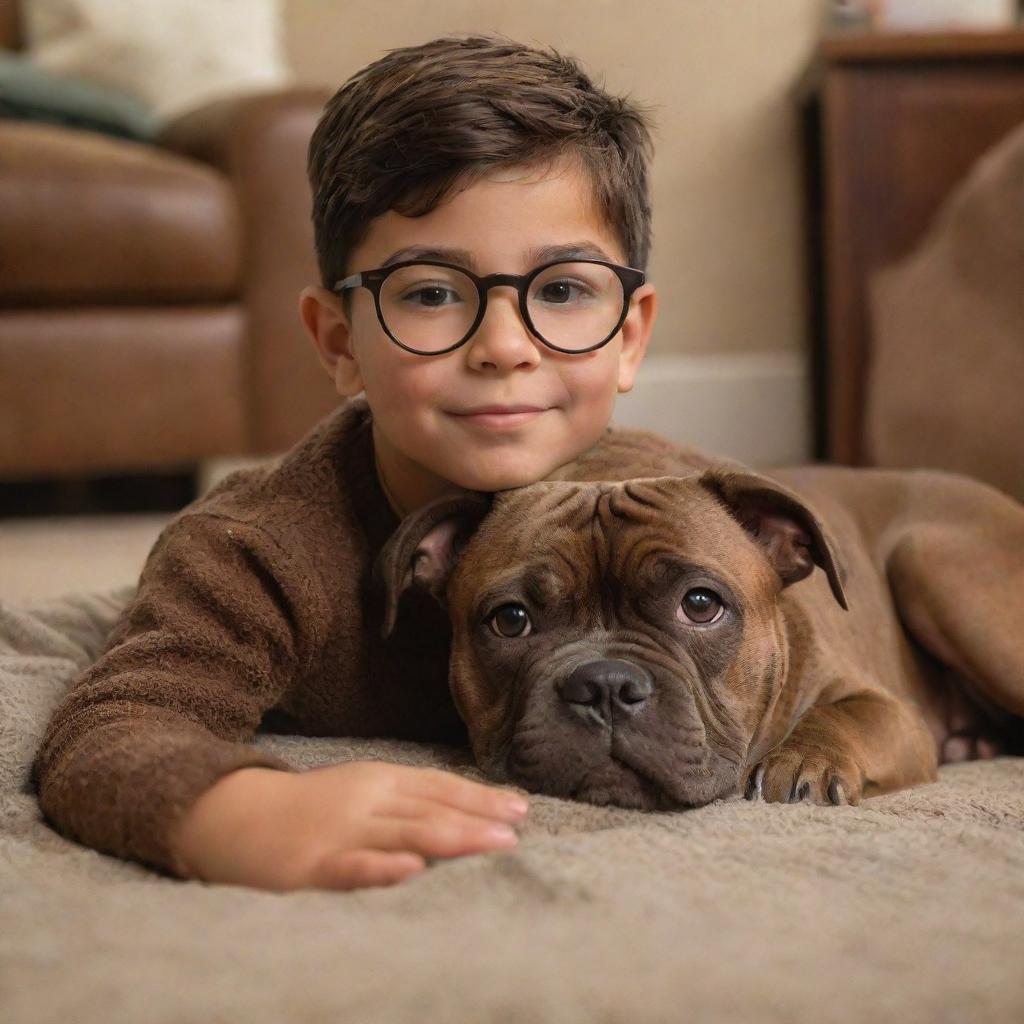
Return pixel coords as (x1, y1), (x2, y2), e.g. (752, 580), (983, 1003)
(373, 469), (847, 810)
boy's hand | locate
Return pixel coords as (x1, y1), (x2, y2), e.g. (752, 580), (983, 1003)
(169, 761), (529, 892)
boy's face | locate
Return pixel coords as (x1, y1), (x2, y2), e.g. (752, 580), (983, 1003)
(300, 158), (657, 512)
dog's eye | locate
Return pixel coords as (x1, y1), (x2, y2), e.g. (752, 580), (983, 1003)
(677, 588), (724, 625)
(489, 603), (532, 638)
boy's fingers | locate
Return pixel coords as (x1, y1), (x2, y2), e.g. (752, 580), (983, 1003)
(385, 794), (528, 827)
(311, 848), (426, 891)
(405, 767), (529, 819)
(384, 796), (526, 829)
(374, 817), (520, 861)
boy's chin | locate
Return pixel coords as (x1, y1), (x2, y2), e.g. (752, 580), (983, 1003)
(446, 456), (567, 493)
(452, 448), (608, 490)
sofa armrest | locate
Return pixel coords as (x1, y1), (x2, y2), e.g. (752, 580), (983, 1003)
(156, 87), (339, 454)
(155, 87), (330, 172)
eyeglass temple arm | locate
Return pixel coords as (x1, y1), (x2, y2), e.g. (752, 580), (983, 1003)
(332, 273), (362, 293)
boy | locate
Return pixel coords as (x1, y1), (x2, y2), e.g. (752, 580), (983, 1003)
(31, 35), (663, 893)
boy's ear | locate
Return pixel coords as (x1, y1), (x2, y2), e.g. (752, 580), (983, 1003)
(617, 282), (657, 394)
(299, 285), (364, 397)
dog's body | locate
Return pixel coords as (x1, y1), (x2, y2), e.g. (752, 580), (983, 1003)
(377, 455), (1024, 810)
(720, 465), (1024, 802)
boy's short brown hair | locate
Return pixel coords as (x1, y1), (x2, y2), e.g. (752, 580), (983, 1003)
(307, 35), (655, 289)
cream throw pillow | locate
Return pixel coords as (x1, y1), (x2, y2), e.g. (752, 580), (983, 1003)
(23, 0), (293, 122)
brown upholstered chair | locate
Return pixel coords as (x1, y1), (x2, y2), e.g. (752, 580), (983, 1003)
(865, 120), (1024, 503)
(0, 3), (337, 480)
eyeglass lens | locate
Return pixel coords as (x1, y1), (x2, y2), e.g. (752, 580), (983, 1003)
(378, 262), (625, 352)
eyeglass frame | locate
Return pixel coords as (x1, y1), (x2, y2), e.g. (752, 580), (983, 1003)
(331, 257), (646, 356)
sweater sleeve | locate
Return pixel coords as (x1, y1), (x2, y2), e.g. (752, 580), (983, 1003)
(30, 512), (324, 879)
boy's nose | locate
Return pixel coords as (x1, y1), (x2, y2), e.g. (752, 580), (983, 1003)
(465, 291), (542, 372)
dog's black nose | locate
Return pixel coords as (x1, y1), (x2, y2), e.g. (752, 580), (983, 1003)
(558, 659), (653, 726)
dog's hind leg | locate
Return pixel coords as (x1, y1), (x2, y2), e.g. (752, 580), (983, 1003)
(885, 478), (1024, 750)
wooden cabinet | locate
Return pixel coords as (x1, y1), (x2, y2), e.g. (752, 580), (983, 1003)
(803, 30), (1024, 463)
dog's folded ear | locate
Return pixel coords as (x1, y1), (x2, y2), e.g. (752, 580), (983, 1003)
(699, 468), (849, 610)
(372, 491), (493, 639)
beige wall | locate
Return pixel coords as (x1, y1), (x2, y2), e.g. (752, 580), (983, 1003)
(284, 0), (826, 359)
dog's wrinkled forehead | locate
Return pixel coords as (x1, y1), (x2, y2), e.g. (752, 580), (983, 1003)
(376, 465), (847, 641)
(450, 476), (752, 596)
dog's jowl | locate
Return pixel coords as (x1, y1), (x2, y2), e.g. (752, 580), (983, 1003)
(375, 466), (1024, 811)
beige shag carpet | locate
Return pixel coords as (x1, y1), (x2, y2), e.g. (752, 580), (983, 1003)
(2, 587), (1022, 1023)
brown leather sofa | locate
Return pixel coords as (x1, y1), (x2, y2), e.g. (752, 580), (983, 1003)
(0, 4), (338, 480)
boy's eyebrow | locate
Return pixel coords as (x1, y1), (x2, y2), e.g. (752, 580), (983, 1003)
(379, 241), (618, 271)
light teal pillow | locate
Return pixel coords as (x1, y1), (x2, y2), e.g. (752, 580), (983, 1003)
(0, 52), (157, 141)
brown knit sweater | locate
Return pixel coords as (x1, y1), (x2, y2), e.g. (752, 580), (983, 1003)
(31, 398), (716, 878)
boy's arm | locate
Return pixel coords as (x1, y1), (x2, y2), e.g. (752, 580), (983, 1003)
(30, 512), (324, 877)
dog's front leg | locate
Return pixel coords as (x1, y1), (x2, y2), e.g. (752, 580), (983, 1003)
(744, 691), (938, 805)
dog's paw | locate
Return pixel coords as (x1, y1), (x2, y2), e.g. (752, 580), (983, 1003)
(743, 747), (862, 806)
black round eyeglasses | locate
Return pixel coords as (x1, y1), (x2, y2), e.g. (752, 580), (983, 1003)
(332, 258), (646, 356)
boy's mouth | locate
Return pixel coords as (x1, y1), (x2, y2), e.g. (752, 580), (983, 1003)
(449, 405), (548, 428)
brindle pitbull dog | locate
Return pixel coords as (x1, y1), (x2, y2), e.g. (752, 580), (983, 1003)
(374, 466), (1024, 809)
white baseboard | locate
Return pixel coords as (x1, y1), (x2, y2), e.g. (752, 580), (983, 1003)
(611, 350), (812, 467)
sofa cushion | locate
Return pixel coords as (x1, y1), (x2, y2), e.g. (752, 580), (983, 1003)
(22, 0), (292, 123)
(0, 305), (247, 475)
(0, 120), (241, 304)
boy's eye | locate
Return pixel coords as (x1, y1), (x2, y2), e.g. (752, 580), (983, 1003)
(402, 285), (462, 307)
(534, 279), (592, 305)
